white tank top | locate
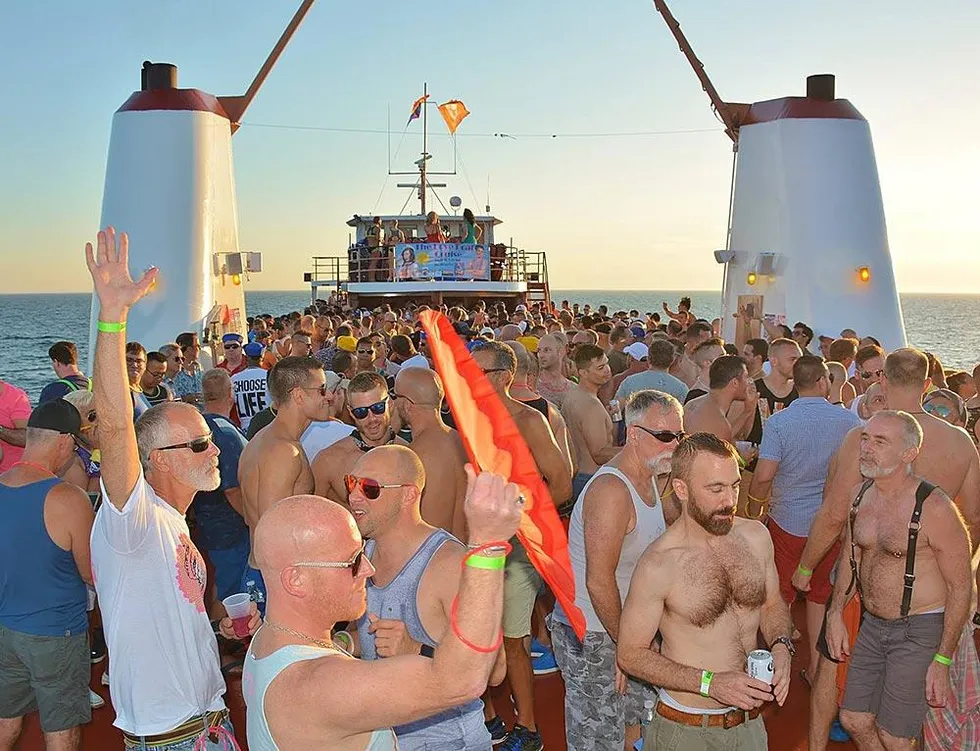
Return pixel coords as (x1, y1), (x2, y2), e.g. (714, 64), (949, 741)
(243, 640), (398, 750)
(565, 466), (667, 632)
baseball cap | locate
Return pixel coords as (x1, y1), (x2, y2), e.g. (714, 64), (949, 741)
(28, 398), (82, 437)
(479, 327), (495, 337)
(323, 371), (343, 392)
(243, 342), (265, 358)
(222, 333), (244, 344)
(629, 326), (646, 340)
(517, 335), (540, 353)
(337, 336), (358, 353)
(625, 342), (649, 361)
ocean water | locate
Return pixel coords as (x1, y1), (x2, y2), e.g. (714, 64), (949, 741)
(1, 290), (978, 401)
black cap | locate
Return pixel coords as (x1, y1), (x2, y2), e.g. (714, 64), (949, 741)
(27, 398), (82, 437)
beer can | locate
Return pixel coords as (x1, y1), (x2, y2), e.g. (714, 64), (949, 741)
(747, 649), (773, 684)
(609, 399), (622, 422)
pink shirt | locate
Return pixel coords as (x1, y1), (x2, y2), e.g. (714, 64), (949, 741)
(0, 382), (31, 472)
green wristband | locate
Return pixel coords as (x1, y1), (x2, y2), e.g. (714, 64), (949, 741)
(97, 320), (126, 333)
(796, 564), (813, 577)
(465, 554), (506, 571)
(700, 670), (714, 697)
(933, 653), (952, 666)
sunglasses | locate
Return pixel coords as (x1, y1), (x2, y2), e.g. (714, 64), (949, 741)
(635, 426), (687, 443)
(923, 402), (952, 419)
(298, 383), (329, 397)
(344, 474), (414, 501)
(126, 357), (146, 366)
(156, 434), (213, 453)
(860, 369), (883, 380)
(350, 398), (388, 420)
(389, 390), (414, 404)
(173, 355), (185, 362)
(223, 343), (241, 350)
(292, 542), (368, 576)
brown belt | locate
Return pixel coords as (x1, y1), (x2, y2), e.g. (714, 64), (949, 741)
(656, 701), (763, 730)
(122, 709), (229, 748)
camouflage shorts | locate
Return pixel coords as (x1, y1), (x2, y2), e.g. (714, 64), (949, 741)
(551, 618), (655, 750)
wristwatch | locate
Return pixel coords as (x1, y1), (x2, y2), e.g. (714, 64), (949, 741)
(419, 643), (436, 658)
(770, 636), (796, 658)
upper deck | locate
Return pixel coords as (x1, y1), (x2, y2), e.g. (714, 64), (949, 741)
(306, 213), (551, 309)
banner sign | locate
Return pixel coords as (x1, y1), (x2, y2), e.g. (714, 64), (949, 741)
(393, 243), (489, 281)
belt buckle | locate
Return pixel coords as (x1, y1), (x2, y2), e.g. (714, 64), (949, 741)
(722, 709), (743, 730)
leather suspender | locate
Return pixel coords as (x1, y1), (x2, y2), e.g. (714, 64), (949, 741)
(846, 479), (875, 599)
(846, 477), (936, 618)
(901, 480), (935, 618)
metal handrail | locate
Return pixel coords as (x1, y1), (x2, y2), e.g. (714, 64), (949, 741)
(308, 245), (548, 286)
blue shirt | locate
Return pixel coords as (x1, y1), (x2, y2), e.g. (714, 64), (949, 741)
(615, 369), (689, 405)
(759, 396), (861, 537)
(38, 374), (90, 405)
(193, 414), (249, 550)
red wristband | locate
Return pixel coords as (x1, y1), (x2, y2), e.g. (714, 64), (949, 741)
(450, 596), (505, 654)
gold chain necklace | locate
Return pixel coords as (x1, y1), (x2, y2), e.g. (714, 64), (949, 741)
(262, 620), (348, 654)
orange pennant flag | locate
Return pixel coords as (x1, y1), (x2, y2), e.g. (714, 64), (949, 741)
(419, 310), (586, 639)
(437, 100), (470, 135)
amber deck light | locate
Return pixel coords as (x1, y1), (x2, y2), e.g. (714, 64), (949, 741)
(858, 266), (871, 283)
(746, 271), (757, 285)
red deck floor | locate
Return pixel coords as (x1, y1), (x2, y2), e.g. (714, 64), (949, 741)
(17, 602), (856, 750)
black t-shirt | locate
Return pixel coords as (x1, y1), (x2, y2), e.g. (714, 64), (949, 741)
(746, 378), (799, 445)
(683, 388), (707, 404)
(246, 406), (277, 440)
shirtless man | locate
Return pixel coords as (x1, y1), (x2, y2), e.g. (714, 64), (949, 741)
(392, 368), (468, 537)
(795, 347), (980, 750)
(509, 341), (575, 468)
(242, 468), (522, 751)
(683, 355), (755, 443)
(239, 356), (332, 612)
(561, 344), (619, 503)
(535, 333), (575, 407)
(617, 433), (794, 750)
(826, 411), (972, 749)
(313, 372), (407, 506)
(671, 321), (712, 387)
(471, 341), (572, 750)
(346, 446), (502, 749)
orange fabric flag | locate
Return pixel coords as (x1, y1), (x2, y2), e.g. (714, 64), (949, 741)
(420, 310), (586, 639)
(437, 100), (470, 135)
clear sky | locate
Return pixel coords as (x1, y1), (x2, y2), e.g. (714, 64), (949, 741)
(1, 0), (977, 294)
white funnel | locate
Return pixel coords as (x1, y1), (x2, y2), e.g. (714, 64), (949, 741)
(89, 62), (248, 363)
(720, 75), (906, 350)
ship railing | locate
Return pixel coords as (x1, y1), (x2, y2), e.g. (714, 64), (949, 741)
(308, 245), (549, 287)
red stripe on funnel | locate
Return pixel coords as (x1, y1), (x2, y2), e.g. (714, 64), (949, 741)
(420, 311), (586, 639)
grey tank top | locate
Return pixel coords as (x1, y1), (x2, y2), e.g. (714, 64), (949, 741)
(356, 529), (485, 739)
(243, 641), (397, 750)
(566, 466), (667, 632)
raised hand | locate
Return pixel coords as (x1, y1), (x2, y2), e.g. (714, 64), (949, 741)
(84, 226), (159, 319)
(462, 463), (523, 546)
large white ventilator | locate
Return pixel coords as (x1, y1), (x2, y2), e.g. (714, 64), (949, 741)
(88, 1), (317, 362)
(654, 3), (906, 350)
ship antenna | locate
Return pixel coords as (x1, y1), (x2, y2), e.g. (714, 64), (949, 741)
(218, 0), (318, 134)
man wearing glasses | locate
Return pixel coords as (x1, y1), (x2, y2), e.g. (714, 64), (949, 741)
(551, 390), (684, 751)
(216, 333), (247, 376)
(238, 357), (335, 615)
(86, 228), (257, 749)
(313, 372), (408, 507)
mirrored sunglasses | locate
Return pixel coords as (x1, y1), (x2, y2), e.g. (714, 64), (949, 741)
(344, 474), (412, 501)
(350, 399), (388, 420)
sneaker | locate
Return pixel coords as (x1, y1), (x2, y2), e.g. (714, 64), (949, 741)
(530, 638), (548, 659)
(531, 645), (559, 676)
(500, 724), (543, 751)
(485, 715), (507, 745)
(89, 689), (105, 709)
(829, 718), (851, 743)
(90, 628), (107, 664)
(101, 671), (110, 687)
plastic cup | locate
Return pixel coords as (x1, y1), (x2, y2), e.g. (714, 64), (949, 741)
(223, 593), (253, 638)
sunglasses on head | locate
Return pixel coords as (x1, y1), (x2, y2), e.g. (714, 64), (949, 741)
(860, 369), (883, 380)
(156, 434), (213, 453)
(350, 398), (388, 420)
(635, 426), (686, 444)
(923, 401), (953, 419)
(344, 474), (413, 501)
(291, 541), (368, 576)
(223, 343), (241, 350)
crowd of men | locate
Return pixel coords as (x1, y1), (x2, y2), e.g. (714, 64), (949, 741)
(1, 232), (980, 751)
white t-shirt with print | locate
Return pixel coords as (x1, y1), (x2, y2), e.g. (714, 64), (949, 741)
(91, 472), (226, 735)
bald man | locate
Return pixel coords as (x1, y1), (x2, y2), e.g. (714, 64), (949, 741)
(239, 356), (333, 613)
(392, 368), (468, 537)
(242, 465), (523, 750)
(344, 446), (501, 749)
(535, 334), (575, 407)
